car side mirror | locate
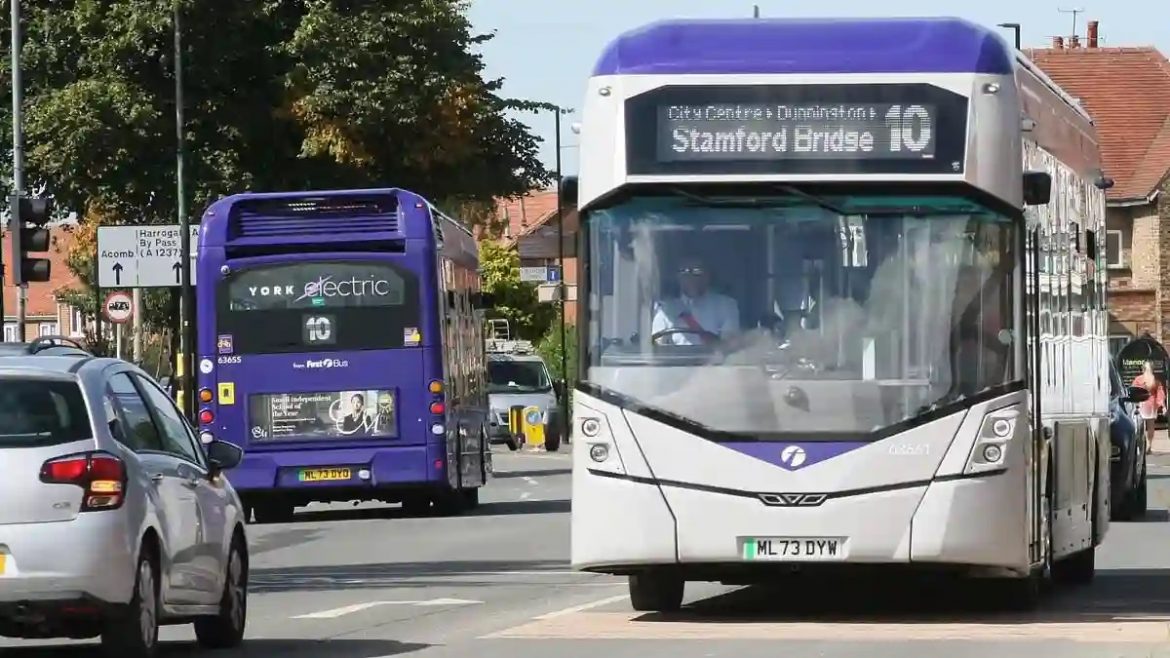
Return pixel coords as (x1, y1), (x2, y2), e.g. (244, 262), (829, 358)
(206, 440), (244, 478)
(1127, 385), (1151, 403)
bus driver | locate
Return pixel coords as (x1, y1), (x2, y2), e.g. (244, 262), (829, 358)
(650, 254), (740, 346)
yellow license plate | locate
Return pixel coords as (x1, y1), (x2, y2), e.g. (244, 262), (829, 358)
(0, 554), (7, 575)
(299, 468), (352, 482)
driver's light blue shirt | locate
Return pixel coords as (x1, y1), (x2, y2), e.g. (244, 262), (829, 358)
(651, 293), (740, 345)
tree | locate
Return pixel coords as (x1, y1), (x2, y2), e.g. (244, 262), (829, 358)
(0, 0), (549, 332)
(479, 240), (556, 339)
(283, 0), (550, 202)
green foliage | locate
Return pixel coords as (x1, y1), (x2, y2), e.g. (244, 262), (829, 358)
(536, 312), (577, 384)
(0, 0), (550, 330)
(478, 240), (556, 339)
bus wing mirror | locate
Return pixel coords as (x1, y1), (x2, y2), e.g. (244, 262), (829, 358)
(1022, 171), (1052, 206)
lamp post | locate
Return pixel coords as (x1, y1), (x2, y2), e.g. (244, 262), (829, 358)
(531, 101), (574, 446)
(552, 105), (570, 446)
(174, 0), (193, 419)
(998, 22), (1022, 50)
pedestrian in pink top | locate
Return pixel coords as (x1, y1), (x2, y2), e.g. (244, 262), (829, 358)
(1133, 361), (1166, 447)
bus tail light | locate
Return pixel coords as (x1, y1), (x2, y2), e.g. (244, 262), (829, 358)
(199, 409), (215, 424)
(964, 407), (1020, 476)
(434, 458), (444, 470)
(198, 388), (214, 403)
(429, 401), (445, 415)
(40, 452), (127, 511)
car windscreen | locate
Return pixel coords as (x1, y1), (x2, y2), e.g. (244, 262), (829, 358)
(488, 360), (552, 393)
(0, 378), (92, 447)
(215, 260), (423, 354)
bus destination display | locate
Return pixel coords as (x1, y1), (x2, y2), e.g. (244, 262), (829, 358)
(658, 102), (937, 163)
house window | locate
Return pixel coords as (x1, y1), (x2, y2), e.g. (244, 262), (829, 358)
(1109, 335), (1131, 358)
(39, 323), (58, 337)
(2, 323), (16, 342)
(70, 307), (85, 336)
(1105, 230), (1123, 269)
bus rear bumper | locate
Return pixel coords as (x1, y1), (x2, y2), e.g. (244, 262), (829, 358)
(225, 444), (446, 500)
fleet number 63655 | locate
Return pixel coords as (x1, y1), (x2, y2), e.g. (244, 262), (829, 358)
(217, 355), (242, 365)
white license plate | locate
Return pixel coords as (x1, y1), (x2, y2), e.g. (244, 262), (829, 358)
(741, 537), (845, 561)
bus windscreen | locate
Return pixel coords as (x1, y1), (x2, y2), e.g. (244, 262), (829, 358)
(216, 260), (422, 354)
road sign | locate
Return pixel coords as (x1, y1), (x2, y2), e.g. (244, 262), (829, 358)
(519, 266), (547, 282)
(547, 266), (562, 283)
(103, 291), (134, 324)
(97, 224), (200, 288)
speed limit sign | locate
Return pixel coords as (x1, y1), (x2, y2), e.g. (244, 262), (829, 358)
(103, 291), (134, 324)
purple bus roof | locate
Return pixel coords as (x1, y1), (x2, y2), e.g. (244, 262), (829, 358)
(199, 187), (433, 247)
(592, 17), (1015, 77)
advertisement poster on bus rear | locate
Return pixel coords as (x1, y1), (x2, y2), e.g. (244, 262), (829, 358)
(248, 389), (397, 441)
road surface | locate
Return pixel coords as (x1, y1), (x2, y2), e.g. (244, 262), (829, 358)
(8, 446), (1170, 657)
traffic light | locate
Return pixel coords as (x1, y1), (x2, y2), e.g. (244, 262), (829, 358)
(8, 195), (52, 284)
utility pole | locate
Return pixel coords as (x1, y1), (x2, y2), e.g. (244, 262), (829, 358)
(174, 1), (193, 418)
(10, 0), (25, 341)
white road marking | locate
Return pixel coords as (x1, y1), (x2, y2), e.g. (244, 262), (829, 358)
(415, 597), (482, 606)
(523, 476), (539, 485)
(520, 491), (532, 500)
(294, 598), (482, 618)
(534, 593), (630, 620)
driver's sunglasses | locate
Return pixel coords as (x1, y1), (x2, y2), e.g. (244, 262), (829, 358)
(678, 267), (706, 276)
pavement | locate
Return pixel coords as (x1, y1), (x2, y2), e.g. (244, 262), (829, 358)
(8, 444), (1170, 657)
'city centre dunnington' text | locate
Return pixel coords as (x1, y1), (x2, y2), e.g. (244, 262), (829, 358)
(667, 104), (880, 156)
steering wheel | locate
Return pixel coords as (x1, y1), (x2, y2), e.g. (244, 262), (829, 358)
(650, 327), (721, 346)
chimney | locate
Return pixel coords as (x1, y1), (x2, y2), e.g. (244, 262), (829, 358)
(1069, 34), (1081, 48)
(1087, 20), (1099, 48)
(1053, 35), (1065, 49)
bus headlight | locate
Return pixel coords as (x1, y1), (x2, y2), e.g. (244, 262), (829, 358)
(982, 444), (1003, 463)
(964, 406), (1020, 475)
(581, 418), (601, 438)
(589, 443), (610, 462)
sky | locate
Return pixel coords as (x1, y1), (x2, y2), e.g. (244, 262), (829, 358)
(467, 1), (1167, 180)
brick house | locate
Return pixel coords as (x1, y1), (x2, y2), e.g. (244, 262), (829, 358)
(491, 188), (580, 324)
(1028, 24), (1170, 352)
(2, 227), (90, 341)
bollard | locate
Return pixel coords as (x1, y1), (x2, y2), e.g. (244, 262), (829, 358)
(521, 405), (545, 450)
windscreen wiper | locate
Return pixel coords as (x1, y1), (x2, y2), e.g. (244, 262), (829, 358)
(666, 187), (805, 209)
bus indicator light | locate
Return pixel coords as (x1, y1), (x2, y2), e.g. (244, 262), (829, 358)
(198, 388), (214, 403)
(428, 380), (443, 394)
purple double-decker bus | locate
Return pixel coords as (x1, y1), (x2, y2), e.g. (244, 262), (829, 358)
(194, 188), (492, 523)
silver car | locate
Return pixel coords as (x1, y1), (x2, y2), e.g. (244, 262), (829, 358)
(0, 337), (249, 657)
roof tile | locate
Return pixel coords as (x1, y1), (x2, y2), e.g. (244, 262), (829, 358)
(1025, 45), (1170, 200)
